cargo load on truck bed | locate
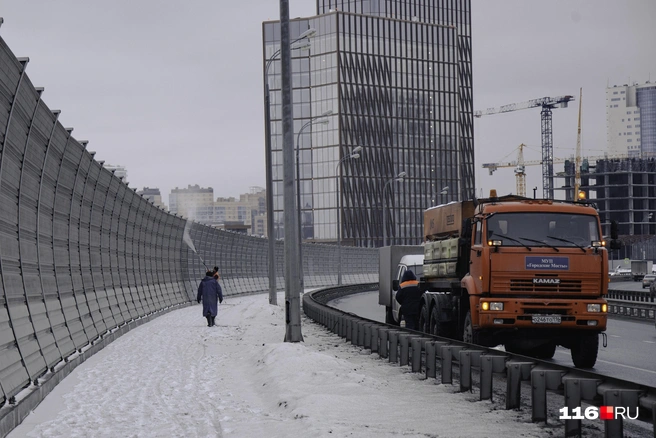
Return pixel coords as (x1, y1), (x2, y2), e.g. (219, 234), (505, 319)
(423, 201), (475, 280)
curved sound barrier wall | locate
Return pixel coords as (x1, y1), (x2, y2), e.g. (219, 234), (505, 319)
(0, 32), (377, 407)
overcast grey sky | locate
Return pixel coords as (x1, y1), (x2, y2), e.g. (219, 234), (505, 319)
(1, 1), (655, 204)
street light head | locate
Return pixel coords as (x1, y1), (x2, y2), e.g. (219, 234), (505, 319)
(298, 28), (317, 39)
(397, 171), (407, 178)
(317, 119), (330, 125)
(321, 110), (334, 116)
(291, 41), (311, 51)
(350, 153), (360, 159)
(352, 146), (363, 154)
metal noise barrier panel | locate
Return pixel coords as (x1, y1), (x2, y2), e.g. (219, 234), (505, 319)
(0, 30), (378, 424)
(304, 285), (656, 438)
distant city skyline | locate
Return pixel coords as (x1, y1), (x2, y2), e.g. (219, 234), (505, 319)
(1, 1), (654, 203)
(167, 184), (267, 236)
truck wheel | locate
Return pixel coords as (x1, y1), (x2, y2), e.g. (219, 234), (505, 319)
(418, 305), (428, 333)
(429, 301), (455, 338)
(570, 333), (599, 368)
(532, 342), (557, 359)
(462, 311), (479, 345)
(429, 307), (452, 337)
(428, 308), (440, 336)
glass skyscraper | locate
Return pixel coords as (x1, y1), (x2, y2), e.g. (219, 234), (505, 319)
(636, 84), (656, 156)
(263, 0), (473, 247)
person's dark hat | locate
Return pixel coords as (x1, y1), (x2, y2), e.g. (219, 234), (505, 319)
(206, 270), (214, 277)
(401, 270), (417, 282)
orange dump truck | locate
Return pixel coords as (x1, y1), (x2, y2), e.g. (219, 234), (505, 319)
(419, 191), (609, 368)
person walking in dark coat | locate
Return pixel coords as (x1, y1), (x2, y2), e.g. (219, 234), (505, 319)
(197, 270), (223, 327)
(395, 269), (422, 330)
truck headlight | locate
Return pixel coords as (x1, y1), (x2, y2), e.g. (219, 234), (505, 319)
(481, 302), (503, 311)
(488, 239), (502, 247)
(587, 304), (606, 313)
(591, 241), (605, 247)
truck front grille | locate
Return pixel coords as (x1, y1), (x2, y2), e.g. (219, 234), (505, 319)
(509, 279), (582, 293)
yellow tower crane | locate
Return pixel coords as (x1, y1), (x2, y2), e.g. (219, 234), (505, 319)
(514, 143), (526, 197)
(482, 144), (533, 197)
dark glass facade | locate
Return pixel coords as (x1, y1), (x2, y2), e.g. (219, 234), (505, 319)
(263, 0), (473, 247)
(637, 85), (656, 156)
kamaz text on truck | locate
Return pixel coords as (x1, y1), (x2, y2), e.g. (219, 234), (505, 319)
(409, 190), (609, 368)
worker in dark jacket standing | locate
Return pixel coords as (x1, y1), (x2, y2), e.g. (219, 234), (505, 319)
(395, 270), (422, 330)
(197, 270), (223, 327)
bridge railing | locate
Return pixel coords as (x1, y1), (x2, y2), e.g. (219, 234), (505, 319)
(607, 287), (656, 323)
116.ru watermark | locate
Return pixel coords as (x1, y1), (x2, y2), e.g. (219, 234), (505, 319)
(559, 406), (638, 420)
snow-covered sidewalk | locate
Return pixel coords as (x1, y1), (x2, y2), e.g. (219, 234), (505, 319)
(9, 292), (555, 438)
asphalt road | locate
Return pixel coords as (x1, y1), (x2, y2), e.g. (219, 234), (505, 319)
(330, 286), (656, 388)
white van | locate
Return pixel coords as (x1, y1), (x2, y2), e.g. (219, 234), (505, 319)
(390, 254), (425, 324)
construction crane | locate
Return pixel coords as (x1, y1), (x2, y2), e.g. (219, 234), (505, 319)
(482, 143), (533, 197)
(515, 143), (526, 197)
(475, 95), (575, 199)
(482, 143), (627, 199)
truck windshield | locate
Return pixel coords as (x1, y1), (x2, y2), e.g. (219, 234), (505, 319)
(486, 213), (600, 248)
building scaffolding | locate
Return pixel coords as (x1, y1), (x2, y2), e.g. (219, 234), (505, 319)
(557, 157), (656, 241)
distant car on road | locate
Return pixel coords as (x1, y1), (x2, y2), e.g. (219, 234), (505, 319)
(643, 274), (656, 288)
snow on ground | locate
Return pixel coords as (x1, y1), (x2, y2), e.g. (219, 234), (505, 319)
(9, 292), (559, 438)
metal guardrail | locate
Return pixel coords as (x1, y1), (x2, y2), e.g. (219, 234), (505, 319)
(607, 288), (656, 323)
(304, 284), (656, 438)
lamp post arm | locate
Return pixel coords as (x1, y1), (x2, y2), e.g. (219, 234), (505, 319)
(265, 49), (281, 76)
(265, 28), (315, 77)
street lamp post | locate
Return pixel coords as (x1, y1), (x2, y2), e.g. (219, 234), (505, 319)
(295, 111), (332, 291)
(440, 186), (449, 204)
(382, 171), (406, 247)
(336, 146), (363, 285)
(263, 28), (315, 305)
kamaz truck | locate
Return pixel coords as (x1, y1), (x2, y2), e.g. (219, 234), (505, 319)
(418, 191), (609, 368)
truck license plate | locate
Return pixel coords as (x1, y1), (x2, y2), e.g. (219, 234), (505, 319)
(532, 315), (561, 324)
